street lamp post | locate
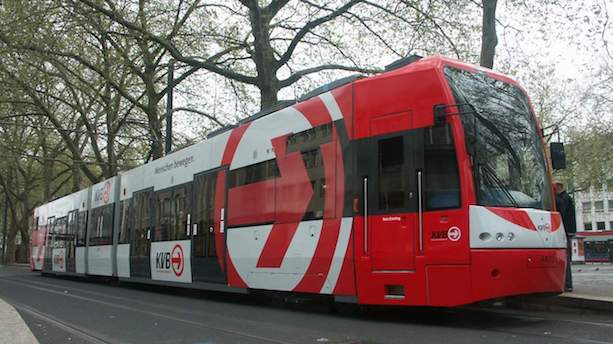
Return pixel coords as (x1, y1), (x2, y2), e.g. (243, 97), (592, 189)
(165, 59), (175, 155)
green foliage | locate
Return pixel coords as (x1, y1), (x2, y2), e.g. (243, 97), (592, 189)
(555, 116), (613, 192)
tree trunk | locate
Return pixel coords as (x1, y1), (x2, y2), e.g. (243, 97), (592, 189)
(5, 196), (17, 264)
(146, 91), (163, 160)
(480, 0), (498, 69)
(41, 137), (52, 201)
(259, 86), (279, 110)
(247, 5), (280, 110)
(72, 159), (81, 192)
(102, 33), (118, 176)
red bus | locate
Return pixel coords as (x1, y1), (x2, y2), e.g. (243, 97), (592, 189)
(31, 55), (567, 307)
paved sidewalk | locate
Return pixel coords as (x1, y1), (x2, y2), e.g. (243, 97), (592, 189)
(556, 263), (613, 311)
(515, 262), (613, 313)
(569, 263), (613, 298)
(0, 297), (38, 344)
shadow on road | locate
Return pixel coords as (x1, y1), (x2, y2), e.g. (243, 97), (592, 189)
(36, 271), (546, 333)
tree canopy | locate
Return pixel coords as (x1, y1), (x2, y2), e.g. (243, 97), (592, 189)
(0, 0), (610, 262)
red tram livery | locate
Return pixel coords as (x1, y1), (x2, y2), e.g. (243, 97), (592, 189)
(30, 56), (568, 307)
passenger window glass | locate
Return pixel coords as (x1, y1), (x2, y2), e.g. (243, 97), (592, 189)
(270, 123), (335, 219)
(194, 172), (218, 257)
(53, 217), (67, 248)
(88, 205), (114, 246)
(119, 200), (132, 244)
(154, 192), (172, 242)
(287, 122), (333, 153)
(301, 149), (326, 220)
(173, 187), (190, 241)
(228, 160), (279, 187)
(424, 122), (461, 210)
(66, 211), (77, 257)
(130, 192), (151, 255)
(378, 136), (406, 210)
(76, 211), (87, 246)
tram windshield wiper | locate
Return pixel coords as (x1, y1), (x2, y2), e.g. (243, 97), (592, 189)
(465, 103), (522, 171)
(478, 162), (519, 208)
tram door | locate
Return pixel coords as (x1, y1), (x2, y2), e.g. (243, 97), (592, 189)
(361, 130), (422, 271)
(130, 190), (153, 278)
(191, 169), (225, 283)
(421, 122), (467, 264)
(43, 216), (55, 271)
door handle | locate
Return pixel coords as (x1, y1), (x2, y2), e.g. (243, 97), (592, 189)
(220, 208), (225, 233)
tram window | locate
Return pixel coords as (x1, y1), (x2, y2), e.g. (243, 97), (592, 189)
(67, 211), (77, 257)
(424, 123), (461, 210)
(154, 192), (172, 241)
(287, 122), (333, 153)
(152, 186), (192, 242)
(76, 211), (87, 246)
(302, 149), (326, 220)
(228, 160), (279, 187)
(286, 123), (333, 219)
(173, 193), (183, 240)
(53, 217), (67, 248)
(88, 205), (114, 246)
(68, 211), (77, 236)
(119, 200), (132, 244)
(194, 172), (217, 258)
(172, 187), (190, 241)
(131, 192), (151, 255)
(378, 136), (406, 210)
(46, 217), (54, 246)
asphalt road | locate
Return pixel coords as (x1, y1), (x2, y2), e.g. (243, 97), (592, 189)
(0, 266), (612, 344)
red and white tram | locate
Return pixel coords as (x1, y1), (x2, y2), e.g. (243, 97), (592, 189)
(30, 55), (568, 307)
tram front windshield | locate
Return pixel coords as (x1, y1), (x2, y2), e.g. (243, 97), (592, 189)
(444, 67), (552, 210)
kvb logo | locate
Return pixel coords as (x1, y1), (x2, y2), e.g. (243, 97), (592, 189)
(155, 244), (184, 277)
(102, 181), (111, 204)
(94, 180), (113, 205)
(151, 241), (192, 283)
(447, 226), (462, 242)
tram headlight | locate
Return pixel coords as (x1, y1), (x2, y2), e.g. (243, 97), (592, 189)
(495, 232), (505, 241)
(479, 232), (492, 241)
(507, 232), (515, 241)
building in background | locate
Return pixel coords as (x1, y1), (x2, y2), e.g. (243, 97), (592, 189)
(574, 182), (613, 262)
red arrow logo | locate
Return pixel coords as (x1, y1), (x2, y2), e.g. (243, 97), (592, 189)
(256, 135), (314, 268)
(171, 244), (184, 276)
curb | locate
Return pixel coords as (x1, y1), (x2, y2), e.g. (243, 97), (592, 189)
(0, 298), (39, 344)
(509, 294), (613, 314)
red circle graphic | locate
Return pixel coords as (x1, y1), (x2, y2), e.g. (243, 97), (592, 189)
(171, 244), (184, 277)
(102, 181), (112, 204)
(448, 226), (462, 242)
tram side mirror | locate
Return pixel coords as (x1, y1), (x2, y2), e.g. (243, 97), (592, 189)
(433, 104), (447, 124)
(550, 142), (566, 170)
